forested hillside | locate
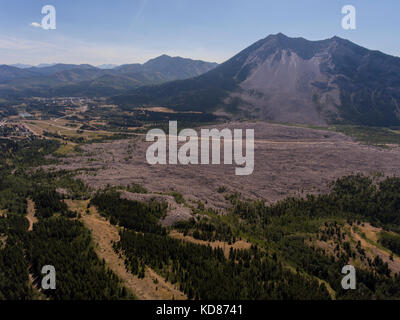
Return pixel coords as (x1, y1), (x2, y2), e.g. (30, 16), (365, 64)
(0, 138), (130, 300)
(92, 174), (400, 300)
(2, 135), (400, 300)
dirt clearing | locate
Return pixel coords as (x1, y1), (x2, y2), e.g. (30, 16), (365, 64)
(81, 205), (186, 300)
(26, 199), (37, 231)
(169, 230), (251, 258)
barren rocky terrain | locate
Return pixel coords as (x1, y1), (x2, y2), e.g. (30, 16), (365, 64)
(47, 122), (400, 210)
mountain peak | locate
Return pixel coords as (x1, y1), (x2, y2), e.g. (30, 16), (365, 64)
(154, 54), (172, 60)
(329, 35), (350, 44)
(272, 32), (289, 39)
(120, 34), (400, 127)
(144, 54), (217, 67)
(263, 32), (291, 43)
(146, 54), (174, 63)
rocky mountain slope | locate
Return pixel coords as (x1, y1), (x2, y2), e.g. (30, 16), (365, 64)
(113, 34), (400, 126)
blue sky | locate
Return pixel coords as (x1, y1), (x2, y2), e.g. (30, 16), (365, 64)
(0, 0), (399, 65)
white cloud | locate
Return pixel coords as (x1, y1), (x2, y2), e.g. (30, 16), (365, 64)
(30, 22), (42, 28)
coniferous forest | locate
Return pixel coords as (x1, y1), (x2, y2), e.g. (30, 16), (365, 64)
(2, 137), (400, 300)
(0, 138), (129, 300)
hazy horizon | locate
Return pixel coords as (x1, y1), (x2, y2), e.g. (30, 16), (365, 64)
(0, 0), (399, 65)
(4, 32), (400, 68)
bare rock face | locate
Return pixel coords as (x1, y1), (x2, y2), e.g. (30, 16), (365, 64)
(224, 33), (400, 126)
(229, 49), (339, 125)
(121, 33), (400, 126)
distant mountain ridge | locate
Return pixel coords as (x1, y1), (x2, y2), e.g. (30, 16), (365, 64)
(0, 55), (218, 97)
(11, 63), (56, 69)
(10, 64), (33, 69)
(112, 33), (400, 126)
(97, 64), (119, 69)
